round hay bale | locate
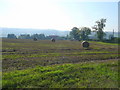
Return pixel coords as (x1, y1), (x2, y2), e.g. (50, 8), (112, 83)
(33, 38), (37, 41)
(81, 41), (89, 48)
(51, 38), (55, 42)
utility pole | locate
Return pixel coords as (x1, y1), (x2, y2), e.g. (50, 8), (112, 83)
(113, 29), (114, 38)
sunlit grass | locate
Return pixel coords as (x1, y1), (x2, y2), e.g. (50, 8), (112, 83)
(2, 60), (118, 88)
(3, 54), (24, 59)
(90, 41), (119, 45)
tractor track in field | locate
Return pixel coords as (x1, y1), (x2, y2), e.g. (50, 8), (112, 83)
(2, 56), (119, 72)
(2, 38), (119, 72)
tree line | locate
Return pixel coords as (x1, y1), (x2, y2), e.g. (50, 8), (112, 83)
(7, 18), (120, 43)
(69, 18), (106, 41)
(69, 18), (119, 43)
(7, 33), (68, 40)
(7, 34), (45, 39)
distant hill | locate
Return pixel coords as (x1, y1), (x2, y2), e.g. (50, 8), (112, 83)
(0, 27), (119, 38)
(104, 31), (119, 38)
(1, 28), (70, 37)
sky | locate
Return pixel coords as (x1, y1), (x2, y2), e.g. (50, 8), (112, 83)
(0, 0), (119, 32)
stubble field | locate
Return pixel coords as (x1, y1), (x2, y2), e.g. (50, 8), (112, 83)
(2, 38), (119, 88)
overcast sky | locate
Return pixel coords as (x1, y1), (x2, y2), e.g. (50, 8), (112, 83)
(0, 0), (119, 32)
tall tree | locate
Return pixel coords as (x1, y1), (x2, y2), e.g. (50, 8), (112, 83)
(70, 27), (80, 40)
(92, 18), (106, 41)
(79, 27), (91, 40)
